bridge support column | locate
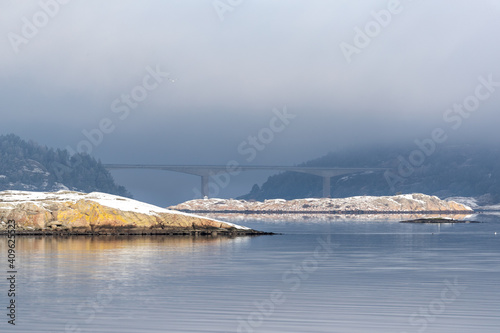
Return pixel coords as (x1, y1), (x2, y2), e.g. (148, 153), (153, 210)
(201, 175), (209, 198)
(323, 176), (331, 198)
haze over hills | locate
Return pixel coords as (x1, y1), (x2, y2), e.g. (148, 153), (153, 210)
(0, 134), (130, 197)
(3, 133), (500, 206)
(239, 144), (500, 204)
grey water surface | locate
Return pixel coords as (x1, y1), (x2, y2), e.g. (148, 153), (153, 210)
(5, 214), (500, 333)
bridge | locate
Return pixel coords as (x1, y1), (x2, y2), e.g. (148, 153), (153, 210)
(103, 164), (386, 198)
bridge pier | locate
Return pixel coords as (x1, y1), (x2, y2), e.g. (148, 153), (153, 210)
(201, 175), (209, 198)
(323, 176), (331, 198)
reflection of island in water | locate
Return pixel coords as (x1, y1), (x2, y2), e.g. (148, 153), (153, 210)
(195, 212), (474, 223)
(16, 235), (251, 255)
(14, 236), (253, 299)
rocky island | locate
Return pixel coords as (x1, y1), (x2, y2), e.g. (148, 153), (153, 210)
(0, 191), (267, 236)
(169, 193), (472, 215)
(400, 217), (481, 223)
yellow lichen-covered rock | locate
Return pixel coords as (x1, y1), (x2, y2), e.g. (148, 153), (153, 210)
(53, 200), (133, 229)
(0, 191), (252, 233)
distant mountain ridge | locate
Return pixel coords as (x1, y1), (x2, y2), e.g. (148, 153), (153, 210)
(239, 144), (500, 204)
(0, 134), (130, 197)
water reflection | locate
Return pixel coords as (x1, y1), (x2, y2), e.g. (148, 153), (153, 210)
(201, 212), (474, 223)
(5, 217), (500, 333)
(16, 234), (252, 254)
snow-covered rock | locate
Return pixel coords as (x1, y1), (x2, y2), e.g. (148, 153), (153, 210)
(169, 193), (472, 213)
(445, 197), (479, 209)
(0, 190), (252, 233)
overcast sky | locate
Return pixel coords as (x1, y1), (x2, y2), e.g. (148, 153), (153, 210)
(1, 0), (500, 206)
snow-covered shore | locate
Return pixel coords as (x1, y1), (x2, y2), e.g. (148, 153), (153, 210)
(0, 190), (260, 234)
(169, 193), (472, 214)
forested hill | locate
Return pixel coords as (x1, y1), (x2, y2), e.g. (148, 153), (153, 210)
(239, 144), (500, 204)
(0, 134), (130, 197)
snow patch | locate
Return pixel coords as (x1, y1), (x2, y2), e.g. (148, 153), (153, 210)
(446, 197), (478, 209)
(52, 183), (69, 191)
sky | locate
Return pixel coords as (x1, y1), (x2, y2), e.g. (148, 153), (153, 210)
(1, 0), (500, 206)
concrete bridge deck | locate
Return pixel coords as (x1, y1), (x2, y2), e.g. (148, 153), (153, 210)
(103, 164), (386, 198)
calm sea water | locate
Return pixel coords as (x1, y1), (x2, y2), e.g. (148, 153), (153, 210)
(2, 214), (500, 333)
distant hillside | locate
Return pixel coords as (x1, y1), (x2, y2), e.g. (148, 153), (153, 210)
(239, 144), (500, 204)
(0, 134), (130, 197)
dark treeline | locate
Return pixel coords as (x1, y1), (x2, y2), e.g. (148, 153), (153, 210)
(0, 134), (130, 197)
(240, 144), (500, 204)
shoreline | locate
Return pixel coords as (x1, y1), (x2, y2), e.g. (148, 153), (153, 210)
(0, 227), (274, 237)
